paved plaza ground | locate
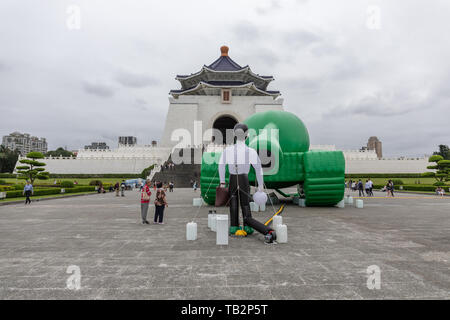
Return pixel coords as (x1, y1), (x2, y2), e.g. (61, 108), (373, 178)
(0, 188), (449, 300)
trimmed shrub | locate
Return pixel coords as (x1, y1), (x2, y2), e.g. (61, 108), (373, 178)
(0, 173), (17, 178)
(65, 186), (96, 193)
(89, 180), (103, 186)
(0, 179), (6, 185)
(5, 186), (96, 198)
(392, 179), (404, 185)
(60, 181), (74, 188)
(345, 173), (423, 178)
(13, 184), (24, 190)
(0, 186), (14, 191)
(48, 174), (140, 179)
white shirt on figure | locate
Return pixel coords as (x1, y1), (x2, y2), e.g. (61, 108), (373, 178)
(218, 140), (264, 190)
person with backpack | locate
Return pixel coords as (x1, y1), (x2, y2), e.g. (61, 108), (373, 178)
(140, 179), (152, 224)
(154, 181), (168, 224)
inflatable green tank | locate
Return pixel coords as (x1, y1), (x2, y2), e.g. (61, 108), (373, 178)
(200, 110), (345, 206)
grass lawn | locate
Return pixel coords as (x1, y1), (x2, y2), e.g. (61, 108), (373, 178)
(0, 191), (98, 203)
(0, 177), (136, 186)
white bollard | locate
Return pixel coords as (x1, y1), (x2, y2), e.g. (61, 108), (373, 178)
(216, 215), (228, 245)
(355, 199), (364, 208)
(211, 213), (217, 232)
(347, 196), (353, 205)
(277, 224), (288, 243)
(193, 198), (202, 206)
(186, 222), (197, 241)
(250, 202), (259, 212)
(336, 200), (345, 208)
(259, 203), (266, 211)
(298, 199), (306, 207)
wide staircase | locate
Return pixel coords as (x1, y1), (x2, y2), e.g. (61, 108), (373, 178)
(151, 148), (202, 187)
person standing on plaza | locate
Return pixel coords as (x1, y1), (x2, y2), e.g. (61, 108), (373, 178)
(365, 180), (371, 197)
(154, 182), (167, 224)
(169, 181), (174, 192)
(114, 181), (120, 197)
(23, 181), (33, 204)
(357, 179), (365, 197)
(120, 180), (126, 197)
(140, 179), (152, 224)
(368, 178), (374, 196)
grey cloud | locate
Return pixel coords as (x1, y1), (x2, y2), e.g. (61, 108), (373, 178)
(82, 81), (116, 97)
(283, 30), (322, 48)
(324, 90), (427, 118)
(232, 22), (260, 42)
(115, 70), (159, 88)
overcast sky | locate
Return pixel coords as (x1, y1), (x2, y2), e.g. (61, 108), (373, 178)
(0, 0), (449, 157)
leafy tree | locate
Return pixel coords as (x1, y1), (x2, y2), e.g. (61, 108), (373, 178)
(0, 145), (20, 173)
(16, 152), (50, 184)
(422, 155), (450, 186)
(46, 147), (74, 157)
(140, 164), (155, 179)
(433, 145), (450, 160)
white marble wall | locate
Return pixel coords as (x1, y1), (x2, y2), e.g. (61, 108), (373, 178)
(345, 158), (430, 173)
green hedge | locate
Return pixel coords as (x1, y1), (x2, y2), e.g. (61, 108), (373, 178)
(47, 174), (141, 178)
(372, 184), (448, 192)
(0, 173), (141, 178)
(60, 180), (74, 188)
(0, 186), (14, 192)
(5, 186), (96, 198)
(0, 173), (16, 178)
(345, 173), (423, 178)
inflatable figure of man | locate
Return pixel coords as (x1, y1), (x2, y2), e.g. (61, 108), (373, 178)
(219, 123), (277, 243)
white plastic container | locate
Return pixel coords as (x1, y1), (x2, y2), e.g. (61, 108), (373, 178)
(347, 196), (353, 205)
(211, 213), (217, 232)
(336, 200), (345, 208)
(216, 215), (228, 245)
(259, 203), (266, 211)
(273, 215), (283, 228)
(207, 212), (212, 229)
(277, 224), (288, 243)
(193, 198), (202, 206)
(355, 199), (364, 208)
(298, 199), (306, 207)
(250, 202), (259, 212)
(186, 222), (197, 241)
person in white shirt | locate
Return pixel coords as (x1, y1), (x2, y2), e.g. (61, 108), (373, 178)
(365, 180), (371, 197)
(219, 123), (276, 243)
(368, 178), (374, 196)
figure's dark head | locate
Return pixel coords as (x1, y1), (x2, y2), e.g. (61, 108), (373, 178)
(233, 123), (248, 141)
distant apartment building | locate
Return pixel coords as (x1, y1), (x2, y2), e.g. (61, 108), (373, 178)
(118, 136), (137, 146)
(84, 142), (110, 150)
(1, 132), (47, 155)
(367, 136), (382, 158)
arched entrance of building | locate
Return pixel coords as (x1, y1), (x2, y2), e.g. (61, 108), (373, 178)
(212, 115), (238, 144)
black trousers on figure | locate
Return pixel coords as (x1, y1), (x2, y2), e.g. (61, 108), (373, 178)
(25, 190), (32, 204)
(228, 174), (272, 236)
